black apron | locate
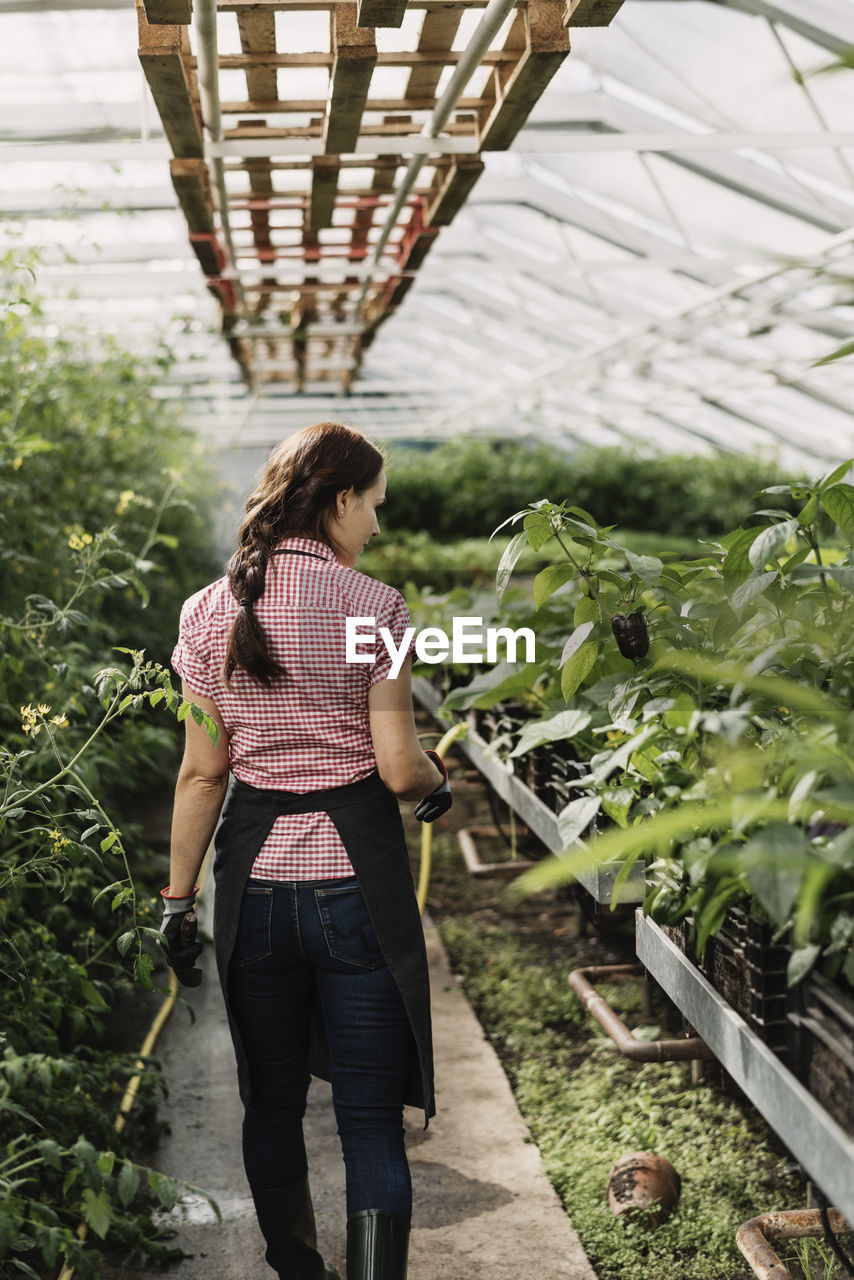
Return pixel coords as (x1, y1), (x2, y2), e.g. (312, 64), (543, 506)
(212, 770), (435, 1125)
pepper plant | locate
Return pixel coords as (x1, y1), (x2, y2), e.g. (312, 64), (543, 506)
(436, 462), (854, 989)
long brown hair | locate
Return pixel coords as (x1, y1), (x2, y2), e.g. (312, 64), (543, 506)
(223, 422), (385, 685)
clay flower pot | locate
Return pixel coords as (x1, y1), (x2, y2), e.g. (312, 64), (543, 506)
(607, 1152), (681, 1226)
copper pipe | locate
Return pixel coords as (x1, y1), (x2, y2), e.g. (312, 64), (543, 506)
(737, 1209), (851, 1280)
(568, 965), (715, 1062)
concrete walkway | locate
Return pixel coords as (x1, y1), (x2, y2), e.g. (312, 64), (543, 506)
(109, 894), (596, 1280)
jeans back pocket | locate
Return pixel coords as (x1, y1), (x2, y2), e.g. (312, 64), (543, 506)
(235, 885), (273, 967)
(314, 883), (386, 970)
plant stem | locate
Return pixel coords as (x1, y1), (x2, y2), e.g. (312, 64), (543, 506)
(553, 532), (585, 577)
(809, 535), (833, 610)
(0, 690), (124, 818)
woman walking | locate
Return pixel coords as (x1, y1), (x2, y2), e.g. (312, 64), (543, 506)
(159, 422), (452, 1280)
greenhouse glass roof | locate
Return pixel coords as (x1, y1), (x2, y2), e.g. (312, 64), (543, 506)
(3, 0), (854, 468)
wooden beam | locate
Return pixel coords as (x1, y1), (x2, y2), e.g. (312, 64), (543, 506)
(170, 158), (215, 232)
(396, 203), (439, 271)
(220, 95), (490, 112)
(217, 49), (514, 67)
(478, 0), (569, 152)
(425, 154), (484, 226)
(348, 147), (398, 258)
(324, 4), (377, 154)
(405, 5), (463, 101)
(225, 116), (474, 138)
(566, 0), (626, 26)
(308, 154), (341, 230)
(355, 0), (406, 27)
(141, 0), (191, 23)
(137, 0), (204, 159)
(237, 9), (279, 100)
(218, 0), (491, 9)
(189, 230), (226, 276)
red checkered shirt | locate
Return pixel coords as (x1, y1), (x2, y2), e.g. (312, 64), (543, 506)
(171, 536), (415, 880)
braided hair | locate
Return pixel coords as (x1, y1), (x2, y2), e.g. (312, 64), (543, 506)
(223, 422), (385, 685)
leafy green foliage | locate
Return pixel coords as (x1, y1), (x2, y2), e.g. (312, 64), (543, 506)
(380, 438), (796, 542)
(439, 916), (800, 1280)
(428, 462), (854, 988)
(0, 254), (221, 1274)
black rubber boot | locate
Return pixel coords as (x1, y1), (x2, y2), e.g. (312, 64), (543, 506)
(345, 1209), (410, 1280)
(251, 1176), (341, 1280)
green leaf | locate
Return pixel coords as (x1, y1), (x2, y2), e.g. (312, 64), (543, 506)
(496, 531), (529, 605)
(34, 1225), (63, 1269)
(10, 1261), (42, 1279)
(625, 551), (662, 583)
(820, 483), (854, 542)
(532, 562), (574, 609)
(37, 1139), (63, 1171)
(742, 824), (810, 928)
(117, 930), (135, 958)
(812, 339), (854, 367)
(748, 519), (799, 569)
(513, 794), (790, 897)
(82, 1187), (113, 1239)
(443, 661), (541, 712)
(721, 526), (762, 584)
(561, 642), (598, 701)
(100, 831), (118, 853)
(176, 701), (191, 723)
(797, 493), (819, 527)
(508, 709), (592, 758)
(574, 596), (599, 626)
(653, 650), (843, 721)
(557, 796), (601, 846)
(93, 879), (123, 906)
(730, 570), (777, 614)
(601, 786), (635, 828)
(565, 504), (598, 528)
(522, 511), (554, 552)
(134, 952), (154, 991)
(819, 458), (854, 490)
(153, 1173), (180, 1211)
(787, 944), (820, 987)
(794, 862), (837, 947)
(559, 621), (595, 667)
(789, 564), (854, 593)
(695, 881), (745, 960)
(117, 1161), (140, 1207)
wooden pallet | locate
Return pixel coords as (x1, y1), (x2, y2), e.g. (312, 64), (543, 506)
(138, 0), (624, 390)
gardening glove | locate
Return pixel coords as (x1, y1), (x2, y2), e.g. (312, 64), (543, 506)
(159, 886), (203, 987)
(414, 750), (453, 824)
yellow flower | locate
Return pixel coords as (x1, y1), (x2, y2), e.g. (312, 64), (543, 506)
(116, 489), (135, 516)
(12, 456), (22, 470)
(37, 703), (50, 715)
(67, 527), (93, 552)
(20, 704), (40, 736)
(50, 713), (68, 728)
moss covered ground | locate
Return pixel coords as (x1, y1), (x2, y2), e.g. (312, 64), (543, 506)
(401, 757), (830, 1280)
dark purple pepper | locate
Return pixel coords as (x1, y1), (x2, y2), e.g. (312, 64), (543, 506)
(611, 611), (650, 660)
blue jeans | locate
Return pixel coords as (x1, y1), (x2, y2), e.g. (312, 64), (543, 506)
(227, 877), (412, 1220)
